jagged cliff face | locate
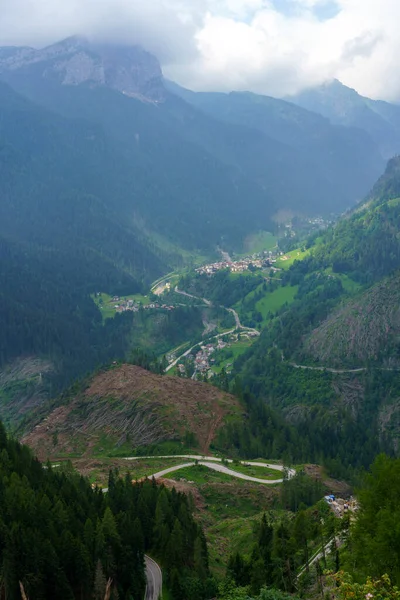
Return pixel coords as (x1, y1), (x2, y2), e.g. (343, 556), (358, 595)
(0, 36), (165, 102)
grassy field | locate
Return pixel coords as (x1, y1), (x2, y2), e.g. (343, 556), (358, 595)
(199, 483), (279, 576)
(206, 515), (259, 576)
(211, 339), (254, 374)
(170, 463), (283, 485)
(170, 465), (249, 486)
(69, 456), (197, 488)
(275, 248), (310, 269)
(256, 284), (299, 318)
(324, 269), (362, 294)
(93, 292), (152, 320)
(228, 462), (283, 480)
(125, 457), (195, 480)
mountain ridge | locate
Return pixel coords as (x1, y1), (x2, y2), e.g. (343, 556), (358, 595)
(0, 35), (166, 102)
(0, 36), (386, 217)
(288, 78), (400, 159)
(234, 157), (400, 467)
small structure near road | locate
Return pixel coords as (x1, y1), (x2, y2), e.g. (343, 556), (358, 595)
(324, 495), (358, 517)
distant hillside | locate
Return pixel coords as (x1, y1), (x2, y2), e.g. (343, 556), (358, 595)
(232, 160), (400, 472)
(0, 36), (386, 218)
(166, 79), (385, 213)
(22, 364), (242, 460)
(0, 82), (172, 383)
(0, 36), (397, 425)
(311, 156), (400, 283)
(304, 274), (400, 367)
(288, 79), (400, 159)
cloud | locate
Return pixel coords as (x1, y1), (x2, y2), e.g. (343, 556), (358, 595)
(342, 31), (384, 61)
(0, 0), (400, 100)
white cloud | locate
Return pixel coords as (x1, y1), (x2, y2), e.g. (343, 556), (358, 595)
(0, 0), (399, 100)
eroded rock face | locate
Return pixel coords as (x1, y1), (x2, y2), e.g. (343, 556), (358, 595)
(0, 35), (166, 102)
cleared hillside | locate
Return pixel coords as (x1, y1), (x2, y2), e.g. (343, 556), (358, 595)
(22, 364), (242, 460)
(304, 274), (400, 367)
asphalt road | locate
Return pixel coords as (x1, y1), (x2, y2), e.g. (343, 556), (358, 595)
(165, 288), (259, 373)
(124, 455), (296, 484)
(145, 555), (162, 600)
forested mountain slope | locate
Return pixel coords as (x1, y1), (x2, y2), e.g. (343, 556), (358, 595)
(0, 81), (167, 286)
(310, 156), (400, 283)
(0, 422), (210, 599)
(0, 82), (169, 386)
(304, 274), (400, 367)
(166, 79), (385, 212)
(0, 36), (386, 216)
(0, 236), (134, 385)
(234, 159), (400, 472)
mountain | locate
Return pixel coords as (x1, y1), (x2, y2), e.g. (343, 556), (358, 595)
(21, 363), (242, 460)
(0, 35), (395, 407)
(233, 157), (400, 473)
(0, 47), (274, 249)
(0, 36), (385, 217)
(0, 35), (166, 101)
(311, 155), (400, 283)
(166, 79), (385, 212)
(304, 274), (400, 367)
(288, 79), (400, 159)
(0, 74), (269, 383)
(0, 80), (175, 384)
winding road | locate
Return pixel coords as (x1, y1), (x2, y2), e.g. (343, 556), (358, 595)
(165, 289), (260, 373)
(113, 457), (294, 598)
(124, 455), (295, 484)
(289, 363), (400, 374)
(175, 287), (212, 306)
(174, 287), (259, 335)
(289, 363), (367, 374)
(145, 555), (162, 600)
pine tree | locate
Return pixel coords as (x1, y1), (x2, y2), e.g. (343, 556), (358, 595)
(94, 561), (107, 600)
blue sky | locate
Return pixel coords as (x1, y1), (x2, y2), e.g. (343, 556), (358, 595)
(273, 0), (341, 21)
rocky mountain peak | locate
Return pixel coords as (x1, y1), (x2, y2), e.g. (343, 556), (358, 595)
(0, 36), (166, 102)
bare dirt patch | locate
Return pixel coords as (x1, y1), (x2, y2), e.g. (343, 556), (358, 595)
(23, 364), (241, 460)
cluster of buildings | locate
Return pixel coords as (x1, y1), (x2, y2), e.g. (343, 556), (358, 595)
(177, 340), (229, 377)
(194, 339), (229, 371)
(195, 251), (278, 276)
(176, 333), (249, 377)
(106, 296), (176, 314)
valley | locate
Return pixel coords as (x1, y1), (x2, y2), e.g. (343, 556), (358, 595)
(1, 29), (400, 600)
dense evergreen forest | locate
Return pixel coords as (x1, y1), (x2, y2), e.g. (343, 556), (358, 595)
(212, 382), (384, 480)
(1, 34), (400, 600)
(219, 158), (400, 477)
(0, 236), (137, 388)
(295, 156), (400, 284)
(179, 270), (264, 308)
(0, 423), (210, 599)
(217, 455), (400, 599)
